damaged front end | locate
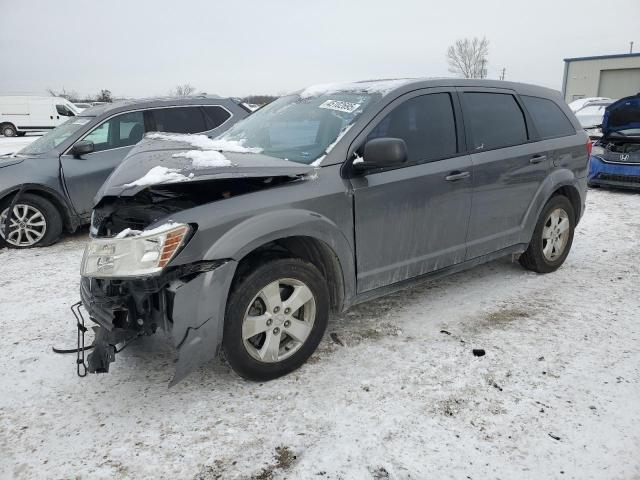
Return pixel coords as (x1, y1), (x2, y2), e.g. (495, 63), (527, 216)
(80, 256), (236, 385)
(79, 140), (314, 384)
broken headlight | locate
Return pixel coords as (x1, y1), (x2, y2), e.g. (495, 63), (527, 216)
(81, 223), (191, 278)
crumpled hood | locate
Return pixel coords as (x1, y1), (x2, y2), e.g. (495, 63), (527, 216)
(96, 136), (315, 200)
(602, 94), (640, 138)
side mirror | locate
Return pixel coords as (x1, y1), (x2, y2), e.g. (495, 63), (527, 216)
(354, 138), (408, 172)
(70, 140), (94, 158)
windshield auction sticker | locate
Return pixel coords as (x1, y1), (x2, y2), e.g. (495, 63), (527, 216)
(319, 100), (361, 114)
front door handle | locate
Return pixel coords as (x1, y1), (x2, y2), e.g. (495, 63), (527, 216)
(445, 171), (471, 182)
(530, 155), (547, 164)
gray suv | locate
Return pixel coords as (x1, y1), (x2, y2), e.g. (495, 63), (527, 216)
(0, 97), (249, 247)
(79, 79), (589, 384)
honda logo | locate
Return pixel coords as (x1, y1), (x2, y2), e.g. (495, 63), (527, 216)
(620, 154), (630, 161)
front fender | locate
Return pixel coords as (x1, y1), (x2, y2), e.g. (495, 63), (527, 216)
(166, 209), (356, 384)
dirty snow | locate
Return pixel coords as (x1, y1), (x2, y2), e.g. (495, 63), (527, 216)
(172, 150), (233, 169)
(123, 166), (192, 188)
(1, 189), (639, 479)
(146, 132), (262, 154)
(299, 79), (412, 99)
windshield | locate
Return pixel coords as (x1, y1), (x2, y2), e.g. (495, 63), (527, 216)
(216, 92), (381, 164)
(19, 117), (93, 155)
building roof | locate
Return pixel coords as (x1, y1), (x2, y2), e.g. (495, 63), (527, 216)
(564, 53), (640, 63)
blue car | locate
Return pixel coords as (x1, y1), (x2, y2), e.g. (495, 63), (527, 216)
(588, 93), (640, 190)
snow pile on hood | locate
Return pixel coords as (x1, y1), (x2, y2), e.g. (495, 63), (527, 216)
(173, 150), (233, 169)
(146, 132), (262, 153)
(123, 166), (193, 188)
(299, 79), (412, 99)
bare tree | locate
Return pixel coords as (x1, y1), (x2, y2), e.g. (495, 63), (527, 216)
(171, 84), (196, 97)
(95, 89), (113, 103)
(46, 87), (80, 101)
(446, 37), (489, 79)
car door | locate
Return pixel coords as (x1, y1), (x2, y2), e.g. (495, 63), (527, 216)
(350, 89), (473, 293)
(60, 110), (152, 215)
(458, 88), (549, 259)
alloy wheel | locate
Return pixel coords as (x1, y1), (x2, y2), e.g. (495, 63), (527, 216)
(242, 278), (316, 363)
(541, 207), (570, 261)
(0, 204), (48, 247)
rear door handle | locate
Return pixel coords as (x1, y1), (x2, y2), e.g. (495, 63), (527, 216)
(445, 171), (471, 182)
(530, 155), (547, 164)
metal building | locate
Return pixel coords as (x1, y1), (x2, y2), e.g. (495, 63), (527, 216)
(562, 53), (640, 102)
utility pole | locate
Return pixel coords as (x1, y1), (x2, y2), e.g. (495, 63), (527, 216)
(631, 41), (634, 54)
(500, 67), (506, 81)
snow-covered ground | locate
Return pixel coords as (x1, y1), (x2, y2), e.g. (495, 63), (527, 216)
(1, 189), (639, 479)
(0, 133), (39, 155)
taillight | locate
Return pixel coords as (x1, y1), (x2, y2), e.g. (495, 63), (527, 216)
(586, 139), (593, 157)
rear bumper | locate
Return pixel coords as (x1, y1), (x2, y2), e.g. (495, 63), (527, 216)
(80, 259), (238, 385)
(588, 156), (640, 190)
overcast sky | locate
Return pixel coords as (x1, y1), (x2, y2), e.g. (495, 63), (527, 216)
(1, 0), (638, 99)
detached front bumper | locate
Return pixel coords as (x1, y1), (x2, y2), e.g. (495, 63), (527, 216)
(80, 259), (237, 385)
(588, 156), (640, 190)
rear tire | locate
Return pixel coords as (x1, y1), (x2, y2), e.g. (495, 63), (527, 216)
(1, 124), (17, 137)
(223, 258), (329, 381)
(0, 194), (63, 248)
(519, 195), (575, 273)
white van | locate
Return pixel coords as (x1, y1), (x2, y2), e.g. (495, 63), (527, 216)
(0, 96), (80, 137)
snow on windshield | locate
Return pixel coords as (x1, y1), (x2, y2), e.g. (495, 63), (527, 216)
(299, 79), (412, 99)
(146, 132), (262, 153)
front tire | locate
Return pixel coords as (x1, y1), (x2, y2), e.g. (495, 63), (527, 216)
(0, 194), (63, 248)
(1, 124), (17, 137)
(519, 195), (575, 273)
(223, 258), (329, 381)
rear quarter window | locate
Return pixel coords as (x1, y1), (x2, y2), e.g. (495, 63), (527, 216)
(153, 106), (206, 134)
(463, 92), (528, 150)
(202, 106), (231, 130)
(521, 95), (575, 139)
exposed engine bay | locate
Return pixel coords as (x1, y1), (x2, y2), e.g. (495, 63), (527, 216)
(600, 139), (640, 154)
(93, 175), (299, 236)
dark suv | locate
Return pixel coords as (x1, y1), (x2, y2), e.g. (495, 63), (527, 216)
(0, 97), (249, 247)
(79, 79), (589, 384)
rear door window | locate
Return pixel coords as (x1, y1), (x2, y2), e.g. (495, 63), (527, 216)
(202, 106), (231, 130)
(367, 92), (458, 164)
(152, 106), (206, 134)
(521, 95), (575, 139)
(463, 92), (528, 150)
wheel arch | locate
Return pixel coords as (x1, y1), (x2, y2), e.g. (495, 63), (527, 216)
(182, 209), (357, 312)
(231, 235), (346, 313)
(0, 184), (80, 232)
(522, 169), (586, 241)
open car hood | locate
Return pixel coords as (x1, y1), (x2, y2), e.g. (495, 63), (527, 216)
(96, 136), (315, 200)
(602, 94), (640, 139)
